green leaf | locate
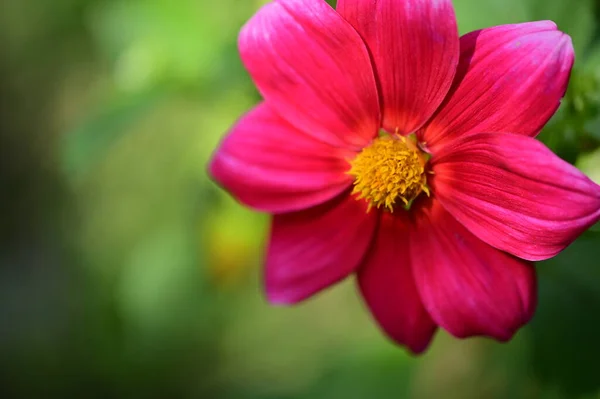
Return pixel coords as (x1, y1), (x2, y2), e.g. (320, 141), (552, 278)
(89, 0), (254, 90)
(61, 89), (163, 180)
(304, 350), (414, 399)
(528, 0), (595, 57)
(452, 0), (529, 34)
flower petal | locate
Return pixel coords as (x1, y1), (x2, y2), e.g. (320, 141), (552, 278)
(337, 0), (459, 134)
(209, 103), (353, 213)
(357, 211), (437, 354)
(239, 0), (380, 149)
(432, 132), (600, 261)
(420, 21), (574, 152)
(266, 193), (377, 304)
(411, 199), (537, 341)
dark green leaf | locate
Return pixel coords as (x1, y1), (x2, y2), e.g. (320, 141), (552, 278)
(531, 234), (600, 396)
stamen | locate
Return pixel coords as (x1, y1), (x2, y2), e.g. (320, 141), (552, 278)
(348, 135), (429, 212)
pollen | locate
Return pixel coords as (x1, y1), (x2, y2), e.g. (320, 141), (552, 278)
(348, 135), (429, 212)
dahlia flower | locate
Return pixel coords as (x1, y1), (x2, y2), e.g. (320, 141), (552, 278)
(209, 0), (600, 353)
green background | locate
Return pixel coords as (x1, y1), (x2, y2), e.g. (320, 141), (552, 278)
(1, 0), (600, 397)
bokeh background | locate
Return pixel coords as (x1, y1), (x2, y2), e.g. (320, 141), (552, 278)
(1, 0), (600, 397)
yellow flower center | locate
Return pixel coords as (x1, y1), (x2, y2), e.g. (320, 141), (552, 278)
(348, 135), (429, 212)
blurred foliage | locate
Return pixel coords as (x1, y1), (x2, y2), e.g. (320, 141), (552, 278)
(532, 234), (600, 397)
(1, 0), (600, 398)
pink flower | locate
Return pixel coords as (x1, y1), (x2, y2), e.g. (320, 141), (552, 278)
(208, 0), (600, 353)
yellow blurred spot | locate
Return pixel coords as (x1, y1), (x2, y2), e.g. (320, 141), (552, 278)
(203, 196), (267, 289)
